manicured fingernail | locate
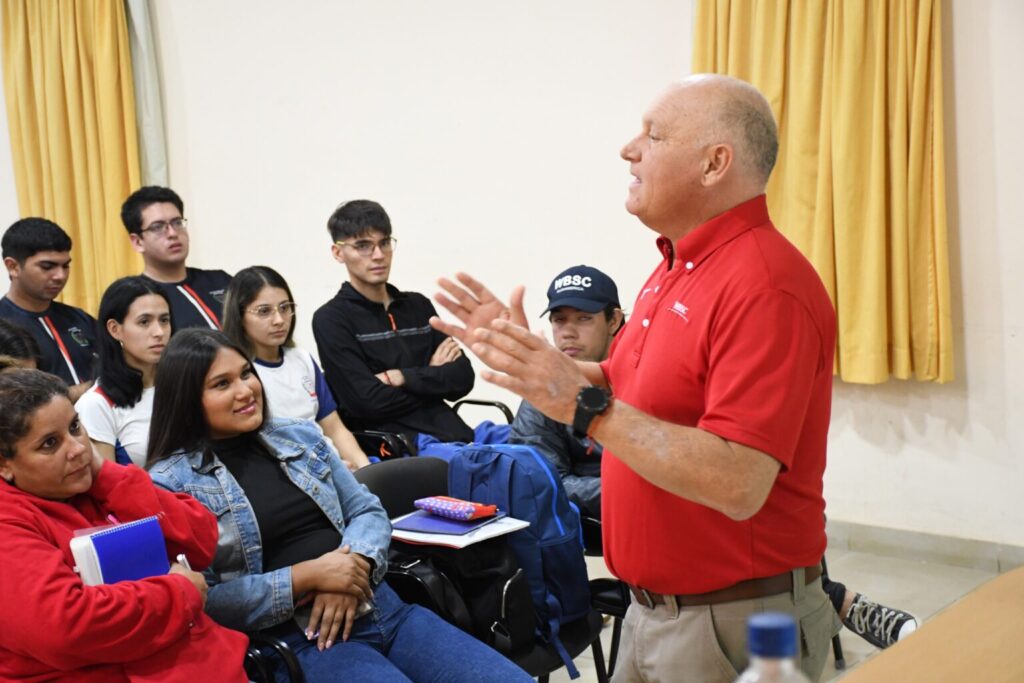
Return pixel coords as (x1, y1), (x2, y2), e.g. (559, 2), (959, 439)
(305, 630), (313, 640)
(325, 640), (333, 649)
(318, 643), (324, 652)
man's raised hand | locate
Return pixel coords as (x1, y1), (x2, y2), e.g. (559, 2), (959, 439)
(429, 273), (527, 343)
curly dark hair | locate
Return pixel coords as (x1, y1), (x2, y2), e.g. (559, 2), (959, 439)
(0, 368), (69, 460)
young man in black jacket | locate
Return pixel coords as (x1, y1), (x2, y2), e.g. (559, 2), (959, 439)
(312, 200), (475, 450)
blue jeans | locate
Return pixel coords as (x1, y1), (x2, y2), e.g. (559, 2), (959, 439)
(263, 582), (532, 683)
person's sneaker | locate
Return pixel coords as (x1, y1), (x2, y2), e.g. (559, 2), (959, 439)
(842, 594), (919, 649)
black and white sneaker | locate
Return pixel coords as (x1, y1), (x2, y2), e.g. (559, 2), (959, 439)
(842, 594), (919, 649)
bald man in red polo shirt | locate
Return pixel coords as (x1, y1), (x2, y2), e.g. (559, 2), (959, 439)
(432, 74), (842, 682)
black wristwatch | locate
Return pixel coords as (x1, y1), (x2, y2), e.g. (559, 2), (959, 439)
(572, 386), (612, 440)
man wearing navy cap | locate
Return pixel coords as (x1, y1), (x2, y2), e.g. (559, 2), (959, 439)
(509, 265), (623, 517)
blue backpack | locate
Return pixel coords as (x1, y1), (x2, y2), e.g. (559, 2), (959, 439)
(448, 444), (591, 678)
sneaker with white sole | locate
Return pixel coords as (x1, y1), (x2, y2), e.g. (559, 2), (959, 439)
(842, 594), (919, 649)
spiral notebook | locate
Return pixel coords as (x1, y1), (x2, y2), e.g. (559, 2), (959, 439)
(393, 509), (506, 535)
(70, 515), (171, 585)
(391, 511), (529, 549)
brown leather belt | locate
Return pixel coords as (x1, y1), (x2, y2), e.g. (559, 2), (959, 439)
(628, 565), (823, 609)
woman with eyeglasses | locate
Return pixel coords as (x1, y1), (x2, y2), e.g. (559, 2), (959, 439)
(76, 277), (171, 467)
(222, 266), (370, 470)
(146, 329), (532, 682)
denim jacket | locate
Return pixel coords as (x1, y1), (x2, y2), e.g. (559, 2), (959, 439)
(148, 418), (391, 632)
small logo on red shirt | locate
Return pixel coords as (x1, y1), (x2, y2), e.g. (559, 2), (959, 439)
(667, 301), (689, 322)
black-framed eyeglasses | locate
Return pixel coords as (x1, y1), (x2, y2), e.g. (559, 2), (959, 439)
(334, 236), (398, 256)
(246, 302), (297, 319)
(140, 217), (188, 237)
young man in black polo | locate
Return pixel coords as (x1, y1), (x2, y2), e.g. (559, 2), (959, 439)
(0, 218), (97, 401)
(312, 200), (475, 451)
(121, 186), (231, 332)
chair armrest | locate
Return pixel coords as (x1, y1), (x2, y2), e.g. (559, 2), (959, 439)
(581, 515), (603, 556)
(453, 399), (515, 424)
(248, 633), (305, 683)
(353, 430), (415, 459)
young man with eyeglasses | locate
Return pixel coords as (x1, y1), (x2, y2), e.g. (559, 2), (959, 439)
(312, 200), (475, 451)
(120, 186), (232, 333)
(0, 218), (97, 401)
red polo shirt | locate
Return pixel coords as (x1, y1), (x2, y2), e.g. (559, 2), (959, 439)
(599, 195), (836, 594)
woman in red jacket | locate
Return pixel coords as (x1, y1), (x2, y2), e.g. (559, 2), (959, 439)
(0, 366), (248, 682)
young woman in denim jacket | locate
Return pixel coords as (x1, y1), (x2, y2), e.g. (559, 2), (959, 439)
(146, 329), (531, 683)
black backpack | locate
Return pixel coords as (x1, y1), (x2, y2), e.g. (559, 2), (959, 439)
(387, 536), (536, 655)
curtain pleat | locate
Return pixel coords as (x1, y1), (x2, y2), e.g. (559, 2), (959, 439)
(693, 0), (953, 383)
(125, 0), (168, 186)
(2, 0), (142, 314)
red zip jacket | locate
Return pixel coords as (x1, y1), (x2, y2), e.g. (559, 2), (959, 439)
(0, 460), (248, 682)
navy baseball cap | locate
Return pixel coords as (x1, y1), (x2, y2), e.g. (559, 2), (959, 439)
(541, 265), (620, 316)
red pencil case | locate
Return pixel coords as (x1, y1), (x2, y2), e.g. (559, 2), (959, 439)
(414, 495), (498, 521)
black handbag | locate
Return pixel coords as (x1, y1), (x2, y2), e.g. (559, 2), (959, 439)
(387, 536), (536, 655)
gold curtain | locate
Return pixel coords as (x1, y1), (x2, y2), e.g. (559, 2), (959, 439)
(693, 0), (954, 383)
(2, 0), (142, 315)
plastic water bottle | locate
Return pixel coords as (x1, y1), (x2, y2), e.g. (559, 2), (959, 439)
(734, 612), (812, 682)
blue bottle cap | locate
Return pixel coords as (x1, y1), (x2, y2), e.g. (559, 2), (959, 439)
(747, 612), (798, 658)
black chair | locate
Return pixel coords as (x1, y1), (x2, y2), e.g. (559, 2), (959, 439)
(515, 610), (607, 683)
(352, 398), (514, 460)
(354, 429), (416, 460)
(353, 456), (449, 516)
(821, 553), (846, 670)
(453, 398), (515, 424)
(246, 633), (305, 683)
(354, 457), (608, 682)
(581, 515), (630, 677)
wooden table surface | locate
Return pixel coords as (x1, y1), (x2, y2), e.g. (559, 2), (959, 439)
(839, 565), (1024, 682)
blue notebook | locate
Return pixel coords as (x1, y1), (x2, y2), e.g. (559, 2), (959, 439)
(392, 509), (506, 535)
(70, 515), (171, 585)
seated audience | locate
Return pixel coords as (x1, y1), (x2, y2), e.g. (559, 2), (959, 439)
(120, 186), (232, 332)
(76, 277), (171, 466)
(222, 265), (370, 470)
(0, 218), (97, 400)
(511, 264), (919, 649)
(0, 364), (248, 681)
(146, 329), (533, 683)
(312, 200), (476, 451)
(0, 317), (41, 369)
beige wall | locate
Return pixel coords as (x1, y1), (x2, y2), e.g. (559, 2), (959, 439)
(146, 0), (692, 336)
(1, 0), (1021, 546)
(825, 0), (1024, 546)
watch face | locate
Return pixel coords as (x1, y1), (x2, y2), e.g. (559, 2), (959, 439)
(578, 386), (610, 412)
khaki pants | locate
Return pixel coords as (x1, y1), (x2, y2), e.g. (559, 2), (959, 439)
(611, 568), (841, 683)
